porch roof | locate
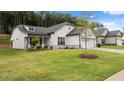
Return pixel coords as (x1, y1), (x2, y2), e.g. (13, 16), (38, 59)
(28, 34), (50, 37)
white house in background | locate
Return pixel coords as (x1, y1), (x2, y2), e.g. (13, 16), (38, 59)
(10, 22), (96, 49)
(93, 27), (123, 45)
(122, 32), (124, 45)
(93, 27), (108, 45)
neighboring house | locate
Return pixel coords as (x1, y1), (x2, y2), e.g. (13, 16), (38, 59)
(122, 33), (124, 45)
(66, 27), (96, 48)
(93, 27), (123, 45)
(105, 30), (123, 45)
(93, 27), (108, 45)
(10, 22), (96, 49)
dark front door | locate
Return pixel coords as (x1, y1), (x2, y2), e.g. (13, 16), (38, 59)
(101, 39), (105, 44)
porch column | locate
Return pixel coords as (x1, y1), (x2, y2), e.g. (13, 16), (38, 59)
(42, 37), (45, 48)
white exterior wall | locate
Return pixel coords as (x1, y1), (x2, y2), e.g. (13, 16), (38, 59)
(80, 38), (96, 48)
(81, 30), (96, 48)
(46, 25), (74, 48)
(96, 37), (105, 44)
(105, 37), (116, 44)
(11, 28), (28, 49)
(122, 34), (124, 45)
(105, 37), (122, 45)
(117, 37), (123, 45)
(66, 29), (96, 48)
(66, 35), (80, 48)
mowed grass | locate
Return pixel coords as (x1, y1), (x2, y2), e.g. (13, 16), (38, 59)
(101, 45), (124, 50)
(0, 49), (124, 80)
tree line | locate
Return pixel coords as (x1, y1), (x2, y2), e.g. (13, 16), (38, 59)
(0, 11), (104, 34)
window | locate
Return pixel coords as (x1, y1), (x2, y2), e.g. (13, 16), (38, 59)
(58, 37), (65, 45)
(29, 28), (34, 32)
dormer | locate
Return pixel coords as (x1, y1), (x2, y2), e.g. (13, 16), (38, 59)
(29, 27), (35, 32)
(24, 26), (35, 32)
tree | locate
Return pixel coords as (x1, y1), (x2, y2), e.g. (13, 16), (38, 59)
(80, 11), (96, 52)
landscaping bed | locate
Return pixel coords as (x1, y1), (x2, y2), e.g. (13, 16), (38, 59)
(79, 53), (98, 59)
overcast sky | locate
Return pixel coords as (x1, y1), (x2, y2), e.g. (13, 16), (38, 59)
(58, 11), (124, 31)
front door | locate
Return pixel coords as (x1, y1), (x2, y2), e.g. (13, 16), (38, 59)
(101, 39), (105, 44)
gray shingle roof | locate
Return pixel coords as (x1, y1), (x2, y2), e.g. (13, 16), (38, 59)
(93, 27), (108, 36)
(106, 30), (122, 36)
(17, 25), (46, 35)
(66, 27), (83, 36)
(17, 22), (74, 35)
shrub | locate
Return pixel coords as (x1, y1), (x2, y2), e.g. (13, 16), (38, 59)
(37, 46), (41, 49)
(43, 46), (48, 49)
(64, 46), (69, 49)
(97, 44), (101, 47)
(31, 37), (40, 46)
(70, 47), (74, 49)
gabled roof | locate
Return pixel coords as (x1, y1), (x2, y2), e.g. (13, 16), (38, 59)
(17, 25), (46, 35)
(93, 27), (108, 36)
(106, 30), (122, 36)
(66, 27), (82, 36)
(17, 22), (74, 35)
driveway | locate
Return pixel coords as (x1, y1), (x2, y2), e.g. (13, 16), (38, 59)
(94, 48), (124, 54)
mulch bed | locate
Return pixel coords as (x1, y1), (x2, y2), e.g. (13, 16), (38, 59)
(0, 44), (9, 49)
(79, 53), (98, 59)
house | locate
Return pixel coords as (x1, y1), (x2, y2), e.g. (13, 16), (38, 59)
(105, 30), (123, 45)
(66, 27), (96, 48)
(93, 27), (108, 45)
(93, 27), (123, 45)
(122, 33), (124, 45)
(10, 22), (96, 49)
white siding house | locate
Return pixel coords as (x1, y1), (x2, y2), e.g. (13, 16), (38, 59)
(11, 22), (96, 49)
(93, 27), (123, 46)
(105, 30), (123, 45)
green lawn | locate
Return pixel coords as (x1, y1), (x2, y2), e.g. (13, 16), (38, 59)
(0, 49), (124, 80)
(101, 45), (124, 50)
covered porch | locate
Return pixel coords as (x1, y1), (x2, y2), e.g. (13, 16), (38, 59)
(24, 34), (50, 49)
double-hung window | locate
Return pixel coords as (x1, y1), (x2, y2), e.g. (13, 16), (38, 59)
(58, 37), (65, 45)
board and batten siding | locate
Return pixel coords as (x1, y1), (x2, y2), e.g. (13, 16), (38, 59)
(105, 36), (122, 45)
(46, 25), (74, 48)
(10, 28), (28, 49)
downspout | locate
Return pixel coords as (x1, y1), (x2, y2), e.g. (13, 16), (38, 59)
(79, 34), (81, 48)
(115, 36), (117, 45)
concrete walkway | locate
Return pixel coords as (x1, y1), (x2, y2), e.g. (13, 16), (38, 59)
(94, 48), (124, 54)
(105, 70), (124, 81)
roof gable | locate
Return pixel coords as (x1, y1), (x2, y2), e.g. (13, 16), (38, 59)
(17, 22), (74, 35)
(66, 27), (95, 37)
(93, 27), (108, 36)
(106, 30), (122, 36)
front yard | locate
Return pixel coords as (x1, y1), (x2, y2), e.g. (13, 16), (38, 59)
(0, 49), (124, 80)
(101, 45), (124, 50)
